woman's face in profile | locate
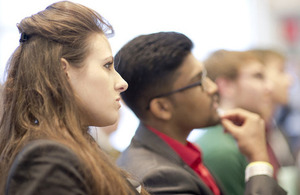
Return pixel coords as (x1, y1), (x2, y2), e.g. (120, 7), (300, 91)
(65, 33), (128, 127)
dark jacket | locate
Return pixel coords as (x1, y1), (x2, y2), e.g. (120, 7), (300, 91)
(117, 123), (287, 195)
(5, 139), (140, 195)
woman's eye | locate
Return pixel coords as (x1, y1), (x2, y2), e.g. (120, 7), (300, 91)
(104, 62), (113, 69)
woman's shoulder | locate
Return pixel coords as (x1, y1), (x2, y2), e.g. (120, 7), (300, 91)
(9, 139), (81, 171)
(6, 139), (88, 195)
(13, 139), (77, 161)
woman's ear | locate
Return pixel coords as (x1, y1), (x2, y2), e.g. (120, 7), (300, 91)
(149, 98), (172, 120)
(61, 58), (70, 78)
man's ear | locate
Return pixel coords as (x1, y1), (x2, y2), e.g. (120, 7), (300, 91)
(149, 98), (172, 120)
(61, 58), (70, 78)
(215, 77), (236, 98)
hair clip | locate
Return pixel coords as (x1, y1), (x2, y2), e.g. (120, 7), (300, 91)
(19, 32), (29, 43)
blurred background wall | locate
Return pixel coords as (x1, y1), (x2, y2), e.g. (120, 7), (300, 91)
(0, 0), (299, 156)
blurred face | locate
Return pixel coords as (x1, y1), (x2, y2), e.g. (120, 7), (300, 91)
(265, 57), (292, 105)
(66, 33), (128, 127)
(233, 61), (271, 116)
(170, 53), (220, 130)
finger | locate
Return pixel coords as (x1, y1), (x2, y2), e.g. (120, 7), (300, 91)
(221, 109), (246, 120)
(221, 113), (245, 126)
(221, 118), (240, 137)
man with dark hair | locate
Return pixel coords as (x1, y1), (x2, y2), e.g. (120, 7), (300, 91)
(115, 32), (286, 195)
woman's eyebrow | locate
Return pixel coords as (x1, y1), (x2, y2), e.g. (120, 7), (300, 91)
(103, 56), (114, 62)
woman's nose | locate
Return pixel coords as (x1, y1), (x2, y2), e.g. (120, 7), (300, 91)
(116, 72), (128, 93)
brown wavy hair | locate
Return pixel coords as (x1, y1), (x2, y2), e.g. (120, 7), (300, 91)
(0, 1), (148, 194)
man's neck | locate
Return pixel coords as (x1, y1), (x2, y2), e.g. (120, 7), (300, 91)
(144, 121), (191, 145)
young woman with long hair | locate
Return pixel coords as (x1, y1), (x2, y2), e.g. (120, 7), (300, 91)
(0, 1), (148, 194)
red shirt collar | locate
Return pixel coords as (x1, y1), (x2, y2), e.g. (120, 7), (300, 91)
(147, 125), (202, 167)
(147, 126), (221, 195)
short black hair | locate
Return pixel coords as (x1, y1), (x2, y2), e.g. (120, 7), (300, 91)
(115, 31), (193, 119)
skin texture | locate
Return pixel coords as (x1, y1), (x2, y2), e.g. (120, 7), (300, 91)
(64, 33), (128, 127)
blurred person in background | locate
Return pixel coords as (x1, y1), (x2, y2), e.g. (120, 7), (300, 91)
(194, 49), (277, 195)
(249, 49), (298, 195)
(249, 49), (294, 165)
